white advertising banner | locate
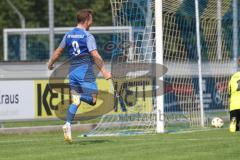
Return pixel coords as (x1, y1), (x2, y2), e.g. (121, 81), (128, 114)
(0, 81), (34, 120)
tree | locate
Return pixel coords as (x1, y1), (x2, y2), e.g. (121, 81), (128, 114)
(0, 0), (112, 60)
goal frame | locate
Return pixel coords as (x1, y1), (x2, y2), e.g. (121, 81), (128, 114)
(155, 0), (164, 133)
(3, 26), (133, 61)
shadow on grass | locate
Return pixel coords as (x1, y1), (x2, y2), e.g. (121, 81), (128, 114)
(70, 139), (112, 145)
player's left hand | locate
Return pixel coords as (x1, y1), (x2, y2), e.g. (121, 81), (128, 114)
(103, 70), (112, 80)
(48, 63), (54, 70)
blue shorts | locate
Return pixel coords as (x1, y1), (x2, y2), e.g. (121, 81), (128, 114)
(69, 64), (98, 95)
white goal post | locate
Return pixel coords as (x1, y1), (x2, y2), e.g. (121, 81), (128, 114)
(155, 0), (164, 133)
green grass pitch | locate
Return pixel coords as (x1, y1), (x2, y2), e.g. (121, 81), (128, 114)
(0, 129), (239, 160)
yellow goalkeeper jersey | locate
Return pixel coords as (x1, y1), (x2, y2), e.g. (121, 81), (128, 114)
(228, 72), (240, 111)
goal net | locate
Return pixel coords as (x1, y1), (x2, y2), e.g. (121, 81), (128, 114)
(83, 0), (236, 136)
(162, 0), (234, 131)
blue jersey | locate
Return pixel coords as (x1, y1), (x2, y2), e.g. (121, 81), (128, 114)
(59, 27), (98, 94)
(59, 27), (97, 67)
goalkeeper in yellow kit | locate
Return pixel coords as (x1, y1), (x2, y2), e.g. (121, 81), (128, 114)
(228, 71), (240, 132)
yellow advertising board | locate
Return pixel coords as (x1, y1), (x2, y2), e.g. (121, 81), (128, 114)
(35, 78), (153, 121)
(35, 79), (112, 118)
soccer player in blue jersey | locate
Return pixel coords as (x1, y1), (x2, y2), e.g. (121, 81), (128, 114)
(48, 9), (111, 142)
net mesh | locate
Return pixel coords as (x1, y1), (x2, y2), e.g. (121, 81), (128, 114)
(83, 0), (236, 136)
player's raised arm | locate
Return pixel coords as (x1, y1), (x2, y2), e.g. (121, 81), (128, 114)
(90, 50), (111, 80)
(48, 47), (64, 70)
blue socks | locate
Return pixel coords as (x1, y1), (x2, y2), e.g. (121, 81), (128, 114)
(66, 104), (78, 124)
(66, 95), (95, 124)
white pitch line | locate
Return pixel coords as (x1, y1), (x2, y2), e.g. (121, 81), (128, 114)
(0, 137), (62, 144)
(168, 128), (226, 134)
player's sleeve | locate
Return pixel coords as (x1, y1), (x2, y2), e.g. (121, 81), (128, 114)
(58, 34), (67, 49)
(87, 34), (97, 52)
